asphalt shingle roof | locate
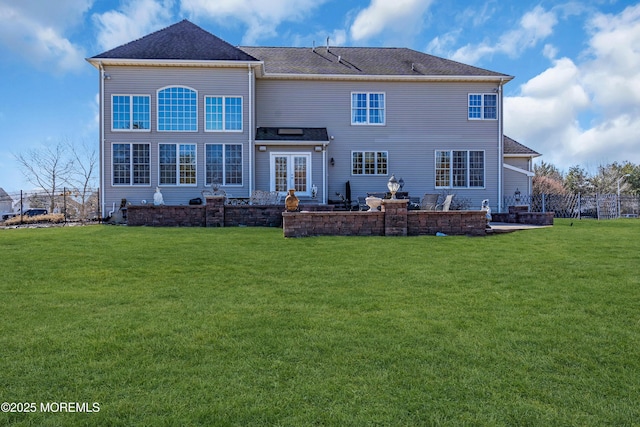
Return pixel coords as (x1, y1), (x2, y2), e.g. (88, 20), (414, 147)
(91, 20), (257, 62)
(240, 46), (510, 77)
(504, 135), (540, 156)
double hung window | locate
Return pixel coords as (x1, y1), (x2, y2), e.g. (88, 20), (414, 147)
(112, 95), (150, 130)
(435, 150), (484, 188)
(159, 143), (197, 185)
(157, 86), (197, 131)
(351, 92), (385, 125)
(205, 96), (243, 131)
(205, 144), (243, 186)
(352, 151), (388, 175)
(112, 143), (150, 185)
(468, 94), (497, 120)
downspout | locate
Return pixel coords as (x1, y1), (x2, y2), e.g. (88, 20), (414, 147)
(99, 63), (106, 217)
(323, 144), (327, 204)
(498, 78), (504, 212)
(248, 64), (254, 196)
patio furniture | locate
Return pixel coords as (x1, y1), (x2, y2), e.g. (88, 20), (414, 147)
(421, 194), (439, 210)
(357, 196), (370, 211)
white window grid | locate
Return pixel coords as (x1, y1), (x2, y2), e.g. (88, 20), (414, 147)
(351, 92), (385, 125)
(352, 151), (388, 175)
(435, 150), (485, 188)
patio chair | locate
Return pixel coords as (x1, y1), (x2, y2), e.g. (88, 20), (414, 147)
(357, 196), (370, 211)
(421, 193), (439, 210)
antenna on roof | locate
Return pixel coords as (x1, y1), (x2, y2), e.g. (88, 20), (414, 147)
(326, 36), (330, 52)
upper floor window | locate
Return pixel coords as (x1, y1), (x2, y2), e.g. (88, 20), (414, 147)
(206, 144), (243, 186)
(157, 86), (197, 131)
(112, 95), (150, 131)
(351, 92), (385, 125)
(352, 151), (388, 175)
(205, 96), (243, 131)
(112, 143), (150, 185)
(159, 143), (197, 185)
(468, 94), (497, 120)
(435, 150), (484, 188)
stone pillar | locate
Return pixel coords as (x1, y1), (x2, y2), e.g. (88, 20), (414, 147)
(381, 199), (408, 236)
(205, 196), (225, 227)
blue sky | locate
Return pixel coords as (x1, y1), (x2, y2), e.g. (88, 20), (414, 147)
(1, 0), (639, 192)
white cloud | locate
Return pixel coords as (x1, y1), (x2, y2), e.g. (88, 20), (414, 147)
(0, 0), (90, 72)
(505, 4), (640, 170)
(350, 0), (434, 42)
(582, 4), (640, 118)
(451, 6), (558, 64)
(93, 0), (175, 51)
(180, 0), (327, 44)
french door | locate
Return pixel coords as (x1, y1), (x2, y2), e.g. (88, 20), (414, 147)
(270, 153), (311, 196)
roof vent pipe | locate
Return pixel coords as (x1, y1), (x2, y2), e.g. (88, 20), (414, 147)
(326, 36), (329, 52)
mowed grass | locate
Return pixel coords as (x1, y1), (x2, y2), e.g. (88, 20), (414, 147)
(1, 220), (639, 426)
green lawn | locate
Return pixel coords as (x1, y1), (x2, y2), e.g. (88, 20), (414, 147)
(1, 220), (639, 426)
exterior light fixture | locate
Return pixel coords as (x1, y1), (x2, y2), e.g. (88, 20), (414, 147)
(387, 174), (400, 199)
(330, 157), (335, 166)
(514, 188), (521, 204)
(398, 177), (404, 190)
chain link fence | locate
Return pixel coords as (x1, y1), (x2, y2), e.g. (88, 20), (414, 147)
(0, 188), (100, 224)
(502, 193), (640, 219)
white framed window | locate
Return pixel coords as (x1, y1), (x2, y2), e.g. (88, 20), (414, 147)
(205, 96), (243, 131)
(205, 144), (243, 186)
(159, 143), (197, 186)
(352, 151), (388, 175)
(435, 150), (484, 188)
(112, 143), (150, 186)
(468, 94), (497, 120)
(351, 92), (385, 125)
(112, 95), (150, 131)
(269, 153), (311, 195)
(157, 86), (197, 131)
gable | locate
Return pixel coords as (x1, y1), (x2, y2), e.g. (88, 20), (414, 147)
(91, 20), (257, 62)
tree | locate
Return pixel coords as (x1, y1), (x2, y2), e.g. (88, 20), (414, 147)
(15, 141), (74, 213)
(533, 175), (566, 195)
(565, 165), (591, 194)
(533, 161), (565, 195)
(67, 140), (98, 221)
(534, 160), (563, 181)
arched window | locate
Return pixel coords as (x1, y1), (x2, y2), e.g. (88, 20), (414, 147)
(157, 86), (197, 131)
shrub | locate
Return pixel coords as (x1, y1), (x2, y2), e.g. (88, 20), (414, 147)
(3, 213), (65, 226)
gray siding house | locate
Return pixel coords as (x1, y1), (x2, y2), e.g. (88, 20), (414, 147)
(87, 20), (538, 216)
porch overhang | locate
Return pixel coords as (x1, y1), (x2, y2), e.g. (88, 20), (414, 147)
(255, 127), (330, 145)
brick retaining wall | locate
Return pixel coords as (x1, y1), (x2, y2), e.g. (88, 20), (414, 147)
(491, 205), (554, 226)
(127, 196), (332, 228)
(283, 199), (489, 238)
(127, 196), (493, 237)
